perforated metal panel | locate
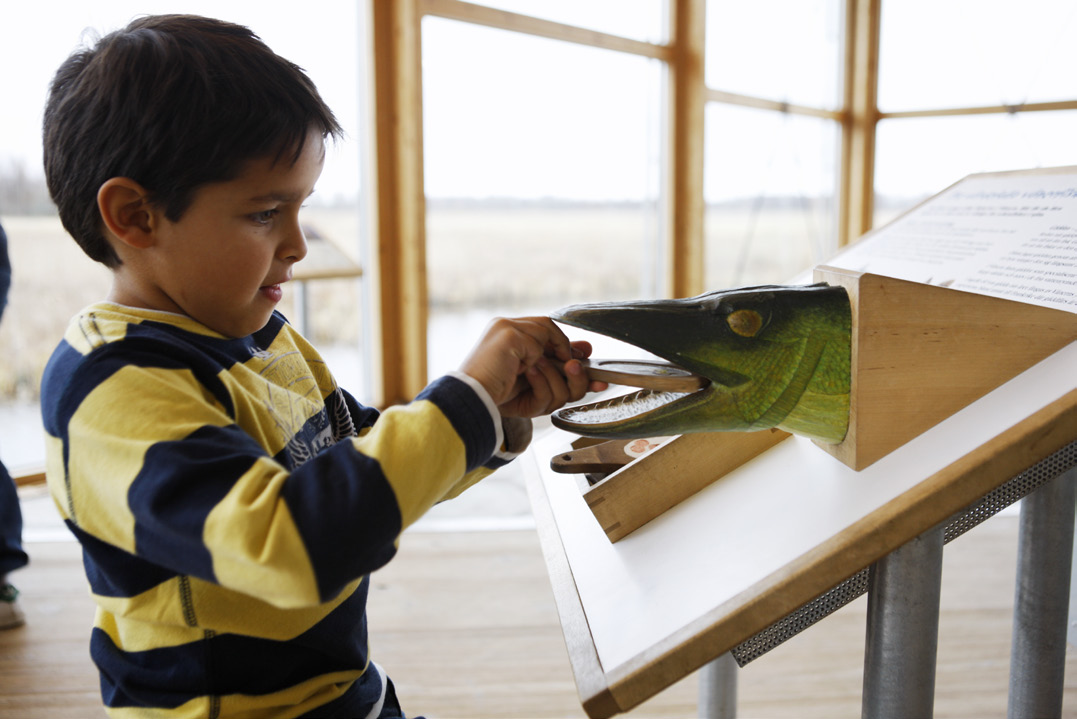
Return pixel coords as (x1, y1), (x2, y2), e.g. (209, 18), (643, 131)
(730, 440), (1077, 667)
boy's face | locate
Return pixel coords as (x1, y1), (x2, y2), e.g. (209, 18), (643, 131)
(126, 132), (326, 338)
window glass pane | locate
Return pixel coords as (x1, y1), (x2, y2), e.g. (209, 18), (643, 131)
(874, 111), (1077, 227)
(879, 0), (1077, 111)
(423, 18), (663, 378)
(704, 105), (840, 288)
(705, 0), (844, 110)
(0, 2), (364, 470)
(471, 0), (667, 43)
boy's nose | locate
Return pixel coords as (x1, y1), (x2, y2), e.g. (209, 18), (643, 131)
(281, 220), (309, 263)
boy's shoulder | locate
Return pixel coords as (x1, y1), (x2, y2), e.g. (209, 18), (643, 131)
(45, 305), (304, 393)
(60, 303), (291, 355)
(41, 306), (326, 422)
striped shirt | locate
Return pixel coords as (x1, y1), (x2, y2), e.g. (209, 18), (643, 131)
(41, 303), (512, 718)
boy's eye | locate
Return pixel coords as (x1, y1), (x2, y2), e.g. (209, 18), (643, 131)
(251, 209), (279, 224)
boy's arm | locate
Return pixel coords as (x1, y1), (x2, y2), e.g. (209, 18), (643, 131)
(433, 317), (606, 504)
(44, 315), (600, 611)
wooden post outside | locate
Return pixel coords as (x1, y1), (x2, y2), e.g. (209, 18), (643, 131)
(369, 0), (428, 407)
(667, 0), (706, 298)
(838, 0), (881, 248)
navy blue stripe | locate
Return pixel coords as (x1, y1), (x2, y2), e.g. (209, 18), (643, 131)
(416, 375), (496, 472)
(129, 425), (264, 583)
(94, 583), (371, 709)
(283, 440), (401, 601)
(341, 387), (380, 432)
(39, 339), (83, 438)
(66, 520), (178, 597)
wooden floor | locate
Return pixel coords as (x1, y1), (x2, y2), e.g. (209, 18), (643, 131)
(1, 512), (1075, 718)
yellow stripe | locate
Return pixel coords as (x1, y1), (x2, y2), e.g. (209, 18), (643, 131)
(203, 457), (321, 609)
(65, 365), (231, 551)
(187, 576), (360, 639)
(217, 671), (364, 718)
(92, 599), (203, 652)
(105, 697), (211, 719)
(104, 671), (365, 719)
(440, 466), (495, 502)
(356, 399), (467, 528)
(92, 575), (362, 651)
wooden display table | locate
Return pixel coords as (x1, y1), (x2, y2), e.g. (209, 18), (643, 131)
(525, 341), (1076, 717)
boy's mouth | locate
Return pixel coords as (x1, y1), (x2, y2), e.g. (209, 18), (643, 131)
(260, 283), (283, 303)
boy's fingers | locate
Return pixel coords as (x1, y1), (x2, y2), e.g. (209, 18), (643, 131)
(539, 357), (573, 410)
(506, 316), (574, 363)
(570, 340), (594, 360)
(461, 315), (597, 414)
(524, 362), (555, 414)
(560, 358), (592, 402)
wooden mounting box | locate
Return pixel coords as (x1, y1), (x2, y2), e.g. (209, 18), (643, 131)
(576, 267), (1076, 542)
(813, 266), (1077, 470)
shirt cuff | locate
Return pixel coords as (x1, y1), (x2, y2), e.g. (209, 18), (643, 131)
(445, 371), (533, 466)
(446, 370), (504, 458)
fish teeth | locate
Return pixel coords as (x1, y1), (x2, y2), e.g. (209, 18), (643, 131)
(561, 390), (691, 425)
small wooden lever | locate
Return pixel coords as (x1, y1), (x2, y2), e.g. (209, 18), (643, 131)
(550, 437), (673, 474)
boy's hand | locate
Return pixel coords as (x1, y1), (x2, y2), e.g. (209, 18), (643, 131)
(459, 316), (607, 418)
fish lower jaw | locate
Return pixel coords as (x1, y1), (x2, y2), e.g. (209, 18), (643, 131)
(550, 388), (697, 437)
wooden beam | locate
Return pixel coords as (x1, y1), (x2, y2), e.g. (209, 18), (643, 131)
(667, 0), (706, 298)
(370, 0), (428, 406)
(705, 88), (845, 122)
(421, 0), (671, 61)
(837, 0), (881, 248)
(14, 469), (46, 488)
(880, 98), (1077, 120)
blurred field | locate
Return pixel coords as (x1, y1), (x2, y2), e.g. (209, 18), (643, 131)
(0, 204), (828, 403)
(0, 215), (112, 401)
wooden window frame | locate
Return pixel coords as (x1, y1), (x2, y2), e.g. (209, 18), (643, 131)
(363, 0), (1074, 406)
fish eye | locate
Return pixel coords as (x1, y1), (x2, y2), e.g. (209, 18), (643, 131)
(727, 309), (764, 337)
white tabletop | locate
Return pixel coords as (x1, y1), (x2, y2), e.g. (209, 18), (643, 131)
(526, 341), (1077, 716)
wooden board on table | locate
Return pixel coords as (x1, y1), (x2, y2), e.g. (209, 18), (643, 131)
(580, 429), (789, 542)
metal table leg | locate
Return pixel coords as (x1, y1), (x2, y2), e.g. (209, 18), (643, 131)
(862, 523), (945, 719)
(699, 651), (738, 719)
(1008, 466), (1076, 719)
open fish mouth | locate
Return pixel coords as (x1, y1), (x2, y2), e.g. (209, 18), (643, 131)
(551, 378), (739, 439)
(550, 355), (723, 438)
(547, 283), (852, 443)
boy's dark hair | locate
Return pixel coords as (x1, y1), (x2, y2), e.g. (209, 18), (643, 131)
(43, 14), (343, 267)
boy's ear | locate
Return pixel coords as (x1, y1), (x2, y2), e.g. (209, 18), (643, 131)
(97, 178), (158, 249)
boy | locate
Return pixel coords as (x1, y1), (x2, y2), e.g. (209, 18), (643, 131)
(41, 15), (600, 718)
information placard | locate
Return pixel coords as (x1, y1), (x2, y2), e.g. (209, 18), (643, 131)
(830, 168), (1077, 313)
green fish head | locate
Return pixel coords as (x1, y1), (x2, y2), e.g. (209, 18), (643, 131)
(551, 283), (851, 443)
